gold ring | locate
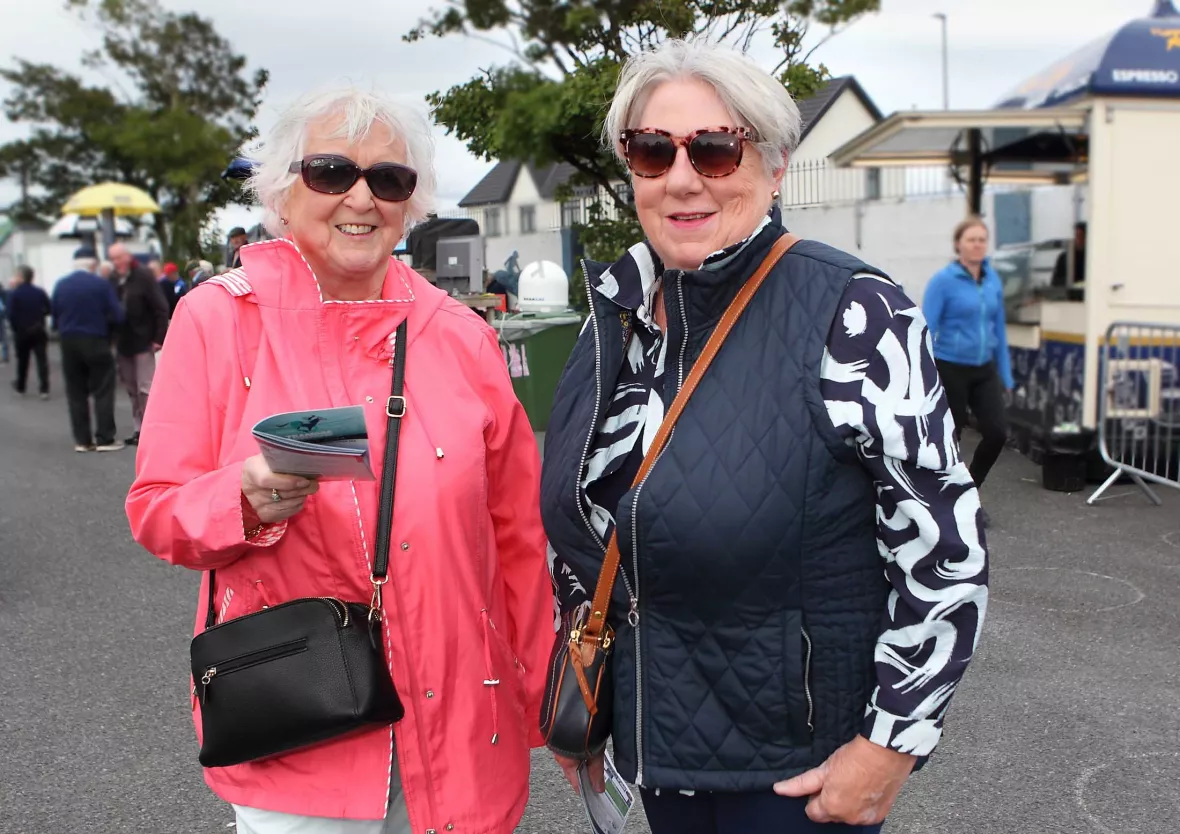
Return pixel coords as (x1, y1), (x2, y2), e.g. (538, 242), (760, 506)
(271, 489), (282, 502)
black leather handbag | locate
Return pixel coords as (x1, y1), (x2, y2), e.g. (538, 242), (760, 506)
(190, 320), (410, 768)
(539, 234), (800, 760)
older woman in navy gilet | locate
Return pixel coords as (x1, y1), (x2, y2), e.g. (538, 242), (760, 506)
(540, 40), (989, 833)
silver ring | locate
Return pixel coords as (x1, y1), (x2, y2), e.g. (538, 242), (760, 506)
(271, 489), (282, 502)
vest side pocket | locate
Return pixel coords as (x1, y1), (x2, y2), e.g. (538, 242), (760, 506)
(783, 609), (815, 747)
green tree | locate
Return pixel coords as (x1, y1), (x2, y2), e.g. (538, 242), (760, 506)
(0, 0), (267, 260)
(409, 0), (879, 269)
(199, 221), (227, 267)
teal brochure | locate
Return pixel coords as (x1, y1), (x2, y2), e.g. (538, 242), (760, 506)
(251, 405), (375, 481)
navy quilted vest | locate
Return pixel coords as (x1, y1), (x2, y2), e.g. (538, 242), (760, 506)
(541, 233), (890, 792)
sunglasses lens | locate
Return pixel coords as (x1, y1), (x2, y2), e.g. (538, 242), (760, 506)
(689, 132), (743, 176)
(366, 164), (418, 202)
(302, 157), (359, 194)
(626, 134), (677, 177)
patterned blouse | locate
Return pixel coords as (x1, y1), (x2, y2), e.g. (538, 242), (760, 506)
(551, 219), (988, 759)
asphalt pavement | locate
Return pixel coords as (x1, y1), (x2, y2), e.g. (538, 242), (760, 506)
(2, 356), (1178, 834)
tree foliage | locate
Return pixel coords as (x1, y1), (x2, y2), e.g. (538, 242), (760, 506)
(0, 0), (267, 259)
(409, 0), (879, 264)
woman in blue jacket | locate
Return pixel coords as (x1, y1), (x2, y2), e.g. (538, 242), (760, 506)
(923, 217), (1013, 498)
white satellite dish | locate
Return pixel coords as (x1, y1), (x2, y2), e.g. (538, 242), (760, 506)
(517, 260), (570, 313)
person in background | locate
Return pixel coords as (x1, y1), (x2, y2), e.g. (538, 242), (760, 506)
(158, 261), (188, 317)
(107, 242), (170, 446)
(148, 256), (164, 282)
(7, 264), (52, 400)
(1051, 222), (1086, 289)
(126, 86), (553, 834)
(190, 259), (216, 287)
(52, 247), (126, 452)
(542, 40), (988, 833)
(227, 226), (250, 270)
(0, 282), (9, 364)
(923, 216), (1013, 522)
(98, 261), (115, 280)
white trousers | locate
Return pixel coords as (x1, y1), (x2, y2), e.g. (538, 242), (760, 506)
(232, 755), (410, 834)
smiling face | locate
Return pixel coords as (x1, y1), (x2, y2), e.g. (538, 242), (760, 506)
(628, 78), (781, 270)
(282, 115), (408, 295)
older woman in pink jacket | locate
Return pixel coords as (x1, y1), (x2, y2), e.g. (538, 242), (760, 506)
(126, 88), (554, 834)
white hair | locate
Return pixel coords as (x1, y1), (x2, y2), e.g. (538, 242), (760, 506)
(74, 257), (99, 271)
(603, 40), (802, 179)
(249, 87), (438, 238)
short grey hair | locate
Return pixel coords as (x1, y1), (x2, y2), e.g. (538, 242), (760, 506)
(603, 40), (802, 179)
(75, 257), (99, 272)
(249, 87), (437, 238)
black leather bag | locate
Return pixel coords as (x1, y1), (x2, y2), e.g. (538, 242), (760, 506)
(539, 234), (800, 760)
(190, 320), (410, 768)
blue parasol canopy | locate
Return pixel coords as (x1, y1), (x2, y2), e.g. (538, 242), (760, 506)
(997, 1), (1180, 109)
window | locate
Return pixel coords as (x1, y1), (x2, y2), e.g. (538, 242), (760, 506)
(485, 208), (502, 237)
(865, 168), (882, 201)
(519, 205), (536, 234)
(561, 200), (582, 228)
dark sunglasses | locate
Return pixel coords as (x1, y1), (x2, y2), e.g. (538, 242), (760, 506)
(288, 154), (418, 202)
(620, 126), (753, 178)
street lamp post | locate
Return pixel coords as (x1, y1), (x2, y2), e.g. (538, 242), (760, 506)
(933, 12), (949, 110)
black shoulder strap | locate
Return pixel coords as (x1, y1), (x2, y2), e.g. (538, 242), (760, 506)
(203, 317), (408, 629)
(372, 319), (408, 581)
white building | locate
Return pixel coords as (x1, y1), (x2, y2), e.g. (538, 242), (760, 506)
(0, 220), (79, 298)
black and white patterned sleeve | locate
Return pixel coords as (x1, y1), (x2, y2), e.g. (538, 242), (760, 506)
(548, 543), (591, 629)
(820, 274), (989, 757)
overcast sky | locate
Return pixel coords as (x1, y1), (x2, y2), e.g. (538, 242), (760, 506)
(0, 0), (1155, 236)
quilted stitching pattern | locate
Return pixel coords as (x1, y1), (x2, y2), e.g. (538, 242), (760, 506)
(627, 245), (887, 785)
(540, 242), (891, 790)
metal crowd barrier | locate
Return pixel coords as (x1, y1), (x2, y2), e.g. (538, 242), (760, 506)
(1088, 322), (1180, 506)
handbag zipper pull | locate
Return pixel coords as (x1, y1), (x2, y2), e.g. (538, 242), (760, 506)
(199, 667), (217, 703)
(628, 597), (640, 627)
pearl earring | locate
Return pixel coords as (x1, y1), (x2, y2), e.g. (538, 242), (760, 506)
(281, 217), (289, 225)
(772, 190), (780, 200)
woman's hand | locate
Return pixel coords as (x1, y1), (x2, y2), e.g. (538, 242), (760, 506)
(554, 752), (605, 795)
(241, 455), (319, 525)
(773, 735), (915, 826)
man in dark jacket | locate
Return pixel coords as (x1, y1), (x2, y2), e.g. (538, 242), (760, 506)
(157, 261), (187, 317)
(108, 243), (169, 446)
(53, 247), (126, 452)
(7, 264), (52, 399)
(227, 226), (249, 270)
(0, 282), (10, 364)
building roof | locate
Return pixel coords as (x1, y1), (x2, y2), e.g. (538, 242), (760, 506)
(458, 160), (523, 207)
(458, 76), (883, 207)
(797, 76), (883, 141)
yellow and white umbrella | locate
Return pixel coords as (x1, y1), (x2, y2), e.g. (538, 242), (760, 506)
(62, 182), (161, 217)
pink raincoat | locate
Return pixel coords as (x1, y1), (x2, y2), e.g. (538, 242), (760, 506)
(126, 240), (555, 833)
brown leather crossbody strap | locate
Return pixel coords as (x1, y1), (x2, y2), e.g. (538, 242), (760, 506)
(582, 232), (802, 640)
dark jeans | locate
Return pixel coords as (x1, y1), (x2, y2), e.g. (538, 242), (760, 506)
(935, 359), (1008, 488)
(60, 336), (118, 446)
(13, 329), (49, 394)
(641, 788), (883, 834)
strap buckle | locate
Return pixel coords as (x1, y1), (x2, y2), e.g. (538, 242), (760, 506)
(369, 574), (388, 622)
(386, 396), (407, 418)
